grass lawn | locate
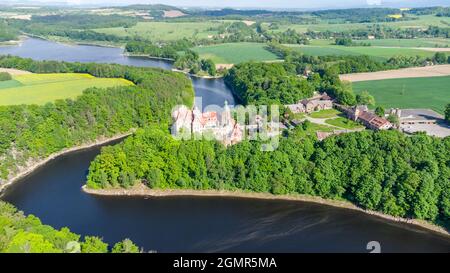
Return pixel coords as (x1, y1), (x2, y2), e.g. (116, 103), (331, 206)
(95, 21), (227, 41)
(352, 76), (450, 114)
(0, 73), (133, 106)
(192, 43), (281, 64)
(284, 44), (435, 61)
(309, 109), (341, 119)
(325, 117), (364, 129)
(291, 112), (306, 119)
(304, 121), (335, 132)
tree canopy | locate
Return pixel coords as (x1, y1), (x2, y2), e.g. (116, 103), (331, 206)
(0, 56), (194, 184)
(224, 62), (315, 105)
(0, 201), (139, 253)
(86, 126), (450, 230)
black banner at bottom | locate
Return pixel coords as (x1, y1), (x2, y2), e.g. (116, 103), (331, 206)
(0, 253), (445, 272)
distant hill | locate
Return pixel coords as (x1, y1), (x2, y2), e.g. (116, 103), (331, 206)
(103, 4), (188, 19)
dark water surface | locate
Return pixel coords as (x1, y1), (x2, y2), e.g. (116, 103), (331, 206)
(0, 38), (449, 252)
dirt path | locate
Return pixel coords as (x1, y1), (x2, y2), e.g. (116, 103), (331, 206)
(340, 65), (450, 82)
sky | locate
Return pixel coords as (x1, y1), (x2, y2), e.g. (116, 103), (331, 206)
(4, 0), (450, 9)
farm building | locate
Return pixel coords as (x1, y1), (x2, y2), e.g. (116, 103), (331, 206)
(286, 92), (333, 114)
(344, 105), (393, 130)
(390, 108), (450, 138)
(390, 108), (440, 125)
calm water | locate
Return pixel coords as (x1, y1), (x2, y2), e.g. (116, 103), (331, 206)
(0, 37), (235, 109)
(0, 38), (449, 253)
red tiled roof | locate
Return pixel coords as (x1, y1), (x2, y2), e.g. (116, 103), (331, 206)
(370, 116), (390, 127)
(200, 112), (218, 126)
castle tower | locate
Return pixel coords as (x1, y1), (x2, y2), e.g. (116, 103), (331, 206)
(222, 100), (232, 127)
(192, 106), (203, 133)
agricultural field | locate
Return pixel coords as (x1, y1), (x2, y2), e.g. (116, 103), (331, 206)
(284, 44), (436, 61)
(340, 65), (450, 82)
(353, 38), (450, 48)
(0, 73), (133, 106)
(94, 21), (227, 41)
(192, 43), (281, 64)
(308, 38), (450, 48)
(352, 76), (450, 114)
(272, 14), (450, 33)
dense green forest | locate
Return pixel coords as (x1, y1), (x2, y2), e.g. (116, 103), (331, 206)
(8, 14), (134, 43)
(192, 7), (413, 23)
(86, 126), (450, 229)
(224, 62), (315, 105)
(0, 201), (139, 253)
(224, 59), (361, 106)
(311, 8), (412, 23)
(0, 21), (18, 42)
(125, 39), (193, 59)
(0, 56), (194, 183)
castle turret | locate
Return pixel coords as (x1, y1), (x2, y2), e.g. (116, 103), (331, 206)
(222, 100), (232, 127)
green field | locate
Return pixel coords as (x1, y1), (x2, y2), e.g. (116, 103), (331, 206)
(192, 43), (281, 64)
(308, 38), (450, 48)
(0, 73), (133, 106)
(95, 21), (227, 41)
(273, 15), (450, 33)
(284, 44), (435, 61)
(353, 76), (450, 114)
(354, 38), (450, 48)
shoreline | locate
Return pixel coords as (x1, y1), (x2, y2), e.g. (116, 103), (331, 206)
(82, 183), (450, 238)
(0, 132), (133, 195)
(171, 68), (224, 79)
(18, 34), (125, 49)
(123, 53), (175, 61)
(0, 35), (27, 47)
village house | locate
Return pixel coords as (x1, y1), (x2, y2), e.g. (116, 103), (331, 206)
(286, 92), (333, 114)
